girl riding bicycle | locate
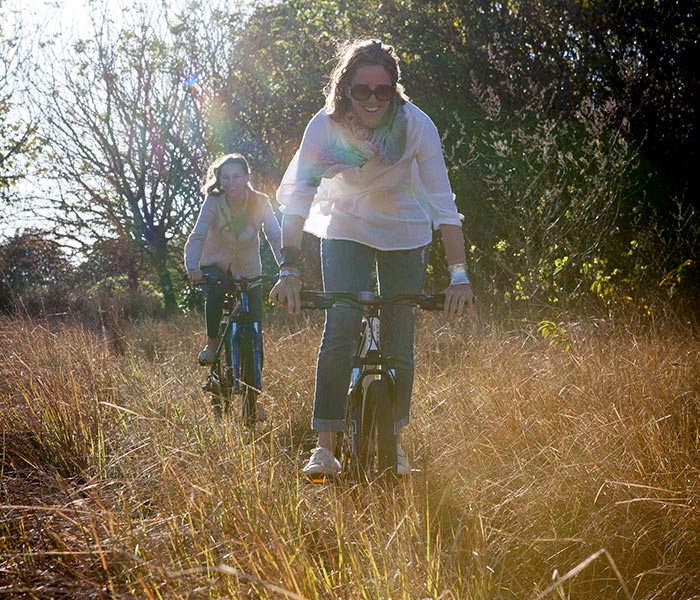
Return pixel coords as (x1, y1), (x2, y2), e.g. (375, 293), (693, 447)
(270, 39), (474, 478)
(185, 153), (282, 365)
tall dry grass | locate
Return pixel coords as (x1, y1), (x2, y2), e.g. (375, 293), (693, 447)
(1, 310), (699, 599)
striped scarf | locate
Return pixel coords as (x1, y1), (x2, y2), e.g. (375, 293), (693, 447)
(307, 99), (407, 186)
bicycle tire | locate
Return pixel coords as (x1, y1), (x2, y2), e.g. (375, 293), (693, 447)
(346, 385), (366, 479)
(369, 378), (397, 476)
(238, 329), (258, 428)
(355, 382), (377, 479)
(209, 334), (234, 419)
(349, 378), (396, 478)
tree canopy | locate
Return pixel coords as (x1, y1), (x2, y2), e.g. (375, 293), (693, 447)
(2, 0), (697, 319)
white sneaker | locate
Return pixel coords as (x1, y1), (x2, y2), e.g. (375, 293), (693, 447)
(302, 447), (341, 480)
(397, 447), (410, 475)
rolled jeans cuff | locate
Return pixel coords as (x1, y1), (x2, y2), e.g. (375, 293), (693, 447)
(311, 417), (345, 432)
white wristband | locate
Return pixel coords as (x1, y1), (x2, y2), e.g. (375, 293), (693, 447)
(279, 269), (300, 278)
(449, 268), (470, 286)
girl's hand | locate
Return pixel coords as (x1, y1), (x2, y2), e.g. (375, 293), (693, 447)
(270, 271), (302, 315)
(441, 283), (474, 319)
(188, 268), (203, 283)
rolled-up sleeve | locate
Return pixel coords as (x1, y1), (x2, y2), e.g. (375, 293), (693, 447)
(261, 200), (283, 265)
(276, 112), (328, 219)
(414, 118), (463, 228)
(276, 152), (318, 218)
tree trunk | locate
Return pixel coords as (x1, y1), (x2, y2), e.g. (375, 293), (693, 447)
(152, 248), (178, 315)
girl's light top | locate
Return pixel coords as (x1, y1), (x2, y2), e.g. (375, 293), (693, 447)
(184, 190), (282, 277)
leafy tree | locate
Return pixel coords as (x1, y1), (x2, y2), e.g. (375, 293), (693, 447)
(19, 0), (697, 319)
(0, 1), (38, 205)
(34, 3), (208, 313)
(0, 229), (70, 312)
(455, 97), (646, 313)
(585, 0), (699, 215)
(75, 235), (151, 293)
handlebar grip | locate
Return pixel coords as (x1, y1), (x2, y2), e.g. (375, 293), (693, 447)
(196, 273), (277, 287)
(417, 294), (445, 311)
(299, 291), (335, 309)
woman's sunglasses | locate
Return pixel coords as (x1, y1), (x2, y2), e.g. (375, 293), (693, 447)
(349, 84), (395, 102)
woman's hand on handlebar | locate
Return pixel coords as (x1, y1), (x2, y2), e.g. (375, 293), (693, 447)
(441, 282), (475, 319)
(270, 271), (302, 315)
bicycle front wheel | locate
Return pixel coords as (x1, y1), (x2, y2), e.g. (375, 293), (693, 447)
(351, 378), (396, 478)
(209, 338), (234, 420)
(237, 330), (259, 428)
(353, 382), (376, 479)
(369, 379), (397, 476)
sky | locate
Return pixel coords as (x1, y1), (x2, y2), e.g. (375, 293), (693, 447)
(2, 0), (124, 40)
(1, 0), (126, 238)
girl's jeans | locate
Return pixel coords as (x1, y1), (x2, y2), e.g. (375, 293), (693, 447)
(312, 239), (429, 432)
(201, 266), (263, 339)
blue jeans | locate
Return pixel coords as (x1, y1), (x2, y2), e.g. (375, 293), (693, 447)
(312, 239), (430, 431)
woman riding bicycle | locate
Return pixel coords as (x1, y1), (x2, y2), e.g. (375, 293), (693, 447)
(185, 153), (282, 365)
(270, 39), (474, 478)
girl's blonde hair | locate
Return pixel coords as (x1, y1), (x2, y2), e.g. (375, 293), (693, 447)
(201, 153), (251, 196)
(324, 39), (409, 121)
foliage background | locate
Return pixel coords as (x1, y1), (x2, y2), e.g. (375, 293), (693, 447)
(2, 2), (700, 598)
(0, 0), (698, 321)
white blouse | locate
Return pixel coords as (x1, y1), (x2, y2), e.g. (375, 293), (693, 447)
(277, 102), (463, 251)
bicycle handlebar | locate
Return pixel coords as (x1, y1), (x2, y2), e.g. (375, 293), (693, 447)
(300, 290), (445, 311)
(197, 273), (279, 290)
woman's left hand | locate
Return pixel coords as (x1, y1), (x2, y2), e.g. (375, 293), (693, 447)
(441, 283), (474, 319)
(270, 271), (302, 315)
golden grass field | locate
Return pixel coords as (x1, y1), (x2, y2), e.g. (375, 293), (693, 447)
(1, 309), (699, 599)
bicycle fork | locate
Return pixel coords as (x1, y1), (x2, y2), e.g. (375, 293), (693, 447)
(227, 322), (262, 392)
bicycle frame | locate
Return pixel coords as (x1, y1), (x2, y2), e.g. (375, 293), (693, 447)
(200, 273), (271, 423)
(301, 290), (444, 479)
(347, 298), (399, 470)
(351, 304), (394, 396)
(222, 284), (262, 394)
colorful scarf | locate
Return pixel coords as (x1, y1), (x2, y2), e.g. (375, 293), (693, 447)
(307, 99), (407, 187)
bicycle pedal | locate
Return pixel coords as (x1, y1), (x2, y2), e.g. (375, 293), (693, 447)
(203, 379), (220, 395)
(303, 473), (336, 484)
(304, 474), (325, 484)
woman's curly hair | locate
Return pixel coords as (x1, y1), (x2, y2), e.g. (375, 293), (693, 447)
(324, 39), (409, 121)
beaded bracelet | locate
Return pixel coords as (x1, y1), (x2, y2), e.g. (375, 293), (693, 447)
(448, 263), (470, 286)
